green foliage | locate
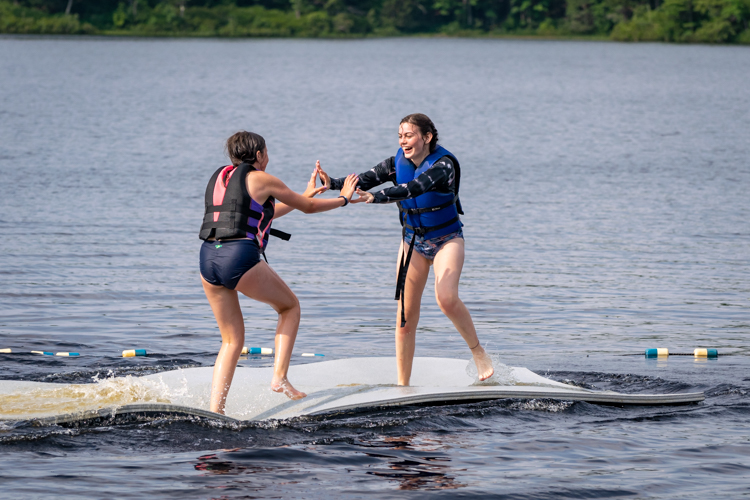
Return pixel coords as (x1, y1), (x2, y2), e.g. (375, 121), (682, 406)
(0, 1), (95, 33)
(610, 4), (665, 39)
(379, 0), (433, 32)
(689, 0), (748, 41)
(611, 0), (749, 41)
(508, 0), (555, 28)
(0, 0), (748, 42)
(566, 0), (597, 32)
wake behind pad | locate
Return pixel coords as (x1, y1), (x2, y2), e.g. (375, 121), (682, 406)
(0, 357), (704, 425)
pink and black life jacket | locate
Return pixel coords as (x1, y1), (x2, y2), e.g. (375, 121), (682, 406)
(199, 162), (291, 250)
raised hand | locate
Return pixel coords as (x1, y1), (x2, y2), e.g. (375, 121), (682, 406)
(340, 173), (359, 201)
(351, 188), (374, 204)
(315, 160), (331, 190)
(303, 163), (328, 198)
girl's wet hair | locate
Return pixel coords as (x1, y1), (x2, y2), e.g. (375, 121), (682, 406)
(226, 131), (266, 166)
(400, 113), (439, 153)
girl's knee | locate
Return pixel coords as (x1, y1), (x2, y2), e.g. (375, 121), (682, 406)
(225, 338), (245, 351)
(220, 323), (245, 344)
(436, 290), (460, 315)
(279, 294), (300, 317)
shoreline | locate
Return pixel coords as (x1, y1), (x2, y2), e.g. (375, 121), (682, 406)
(3, 32), (747, 45)
(3, 0), (749, 46)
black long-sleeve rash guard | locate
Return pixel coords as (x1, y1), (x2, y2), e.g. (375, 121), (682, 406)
(329, 155), (456, 203)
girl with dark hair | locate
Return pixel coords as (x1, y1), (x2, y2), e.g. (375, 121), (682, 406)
(199, 131), (358, 414)
(317, 114), (494, 386)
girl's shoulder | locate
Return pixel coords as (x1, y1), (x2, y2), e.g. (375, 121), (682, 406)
(435, 155), (455, 167)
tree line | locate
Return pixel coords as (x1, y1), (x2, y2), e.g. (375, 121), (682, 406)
(1, 0), (748, 43)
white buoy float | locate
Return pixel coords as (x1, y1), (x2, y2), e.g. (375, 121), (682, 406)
(693, 348), (718, 358)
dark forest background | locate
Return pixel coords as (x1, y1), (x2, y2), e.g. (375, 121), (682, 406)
(2, 0), (749, 42)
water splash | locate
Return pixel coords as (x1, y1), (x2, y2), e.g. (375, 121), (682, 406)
(0, 374), (173, 421)
(508, 399), (574, 412)
(465, 353), (517, 386)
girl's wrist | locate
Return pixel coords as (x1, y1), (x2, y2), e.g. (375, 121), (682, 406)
(338, 195), (349, 207)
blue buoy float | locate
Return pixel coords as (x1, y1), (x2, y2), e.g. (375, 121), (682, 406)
(301, 353), (324, 357)
(694, 348), (718, 358)
(242, 347), (273, 355)
(31, 351), (54, 356)
(645, 348), (669, 358)
(55, 352), (80, 357)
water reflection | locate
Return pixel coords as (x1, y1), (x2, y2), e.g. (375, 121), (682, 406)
(194, 451), (245, 475)
(192, 436), (466, 491)
(362, 435), (466, 491)
(645, 357), (670, 369)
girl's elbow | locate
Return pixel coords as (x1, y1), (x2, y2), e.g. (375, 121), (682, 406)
(302, 201), (317, 214)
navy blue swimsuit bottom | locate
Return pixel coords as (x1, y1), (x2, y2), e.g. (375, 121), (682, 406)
(200, 239), (262, 290)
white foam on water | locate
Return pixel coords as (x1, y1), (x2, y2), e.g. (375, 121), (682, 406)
(0, 373), (176, 420)
(509, 399), (574, 412)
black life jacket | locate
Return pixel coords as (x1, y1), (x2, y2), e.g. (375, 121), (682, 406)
(199, 162), (291, 250)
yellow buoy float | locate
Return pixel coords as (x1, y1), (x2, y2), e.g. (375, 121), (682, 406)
(122, 349), (147, 357)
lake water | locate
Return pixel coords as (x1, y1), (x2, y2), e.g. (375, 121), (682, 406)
(0, 36), (748, 498)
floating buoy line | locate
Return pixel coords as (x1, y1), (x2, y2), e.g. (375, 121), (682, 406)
(644, 348), (719, 358)
(2, 346), (725, 359)
(616, 348), (722, 358)
(0, 347), (325, 358)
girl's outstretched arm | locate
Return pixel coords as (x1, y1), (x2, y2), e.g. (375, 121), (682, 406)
(274, 164), (328, 218)
(248, 169), (358, 215)
(317, 157), (396, 193)
(354, 157), (455, 204)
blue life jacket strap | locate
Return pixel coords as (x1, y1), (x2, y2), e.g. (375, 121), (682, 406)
(402, 215), (461, 237)
(397, 195), (457, 215)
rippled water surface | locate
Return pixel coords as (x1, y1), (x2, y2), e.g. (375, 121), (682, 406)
(1, 37), (749, 498)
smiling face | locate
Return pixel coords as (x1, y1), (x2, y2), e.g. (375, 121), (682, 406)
(399, 122), (432, 164)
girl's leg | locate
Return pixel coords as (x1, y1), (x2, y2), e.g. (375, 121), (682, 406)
(432, 238), (494, 381)
(233, 261), (306, 400)
(395, 240), (431, 386)
(202, 277), (245, 414)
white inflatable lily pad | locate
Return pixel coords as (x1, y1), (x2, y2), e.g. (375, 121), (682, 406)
(0, 357), (704, 425)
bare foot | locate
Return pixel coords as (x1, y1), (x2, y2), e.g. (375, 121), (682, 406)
(472, 346), (495, 381)
(271, 377), (307, 400)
